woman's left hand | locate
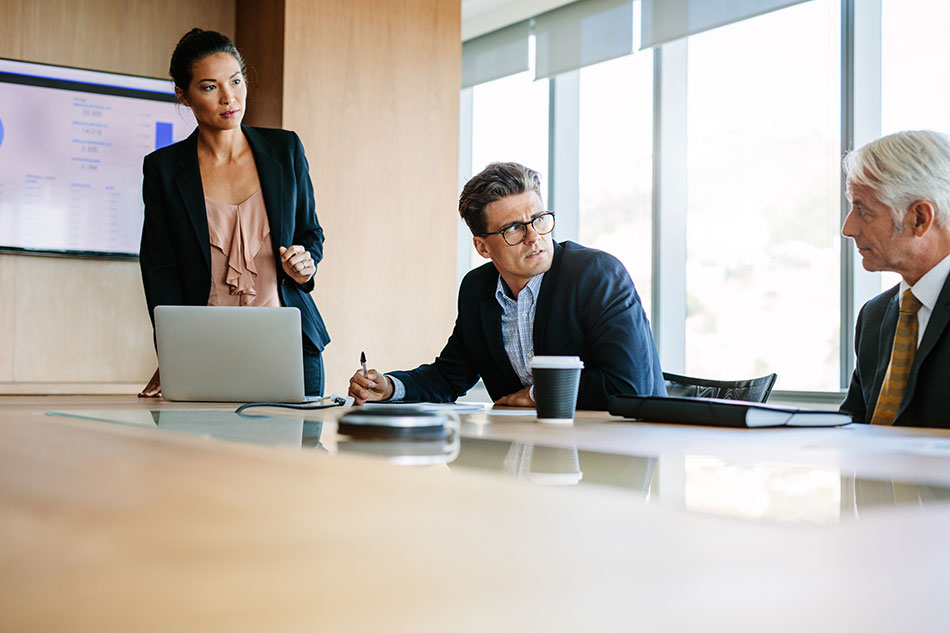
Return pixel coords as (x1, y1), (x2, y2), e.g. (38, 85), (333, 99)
(279, 245), (315, 285)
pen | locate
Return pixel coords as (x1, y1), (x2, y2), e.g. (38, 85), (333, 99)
(361, 351), (369, 379)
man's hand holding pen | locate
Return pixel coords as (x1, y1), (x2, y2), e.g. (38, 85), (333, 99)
(348, 352), (395, 404)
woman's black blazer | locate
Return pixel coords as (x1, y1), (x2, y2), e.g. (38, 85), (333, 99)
(139, 125), (330, 351)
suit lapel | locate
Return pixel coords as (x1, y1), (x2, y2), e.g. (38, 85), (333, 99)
(899, 274), (950, 417)
(481, 272), (520, 387)
(243, 126), (284, 258)
(871, 291), (900, 407)
(481, 298), (507, 370)
(533, 241), (562, 353)
(173, 129), (211, 274)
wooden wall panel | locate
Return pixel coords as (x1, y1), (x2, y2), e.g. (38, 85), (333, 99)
(16, 0), (235, 77)
(0, 256), (14, 381)
(0, 0), (234, 392)
(281, 0), (461, 393)
(12, 256), (154, 382)
(0, 0), (24, 59)
(1, 0), (460, 394)
(236, 0), (285, 128)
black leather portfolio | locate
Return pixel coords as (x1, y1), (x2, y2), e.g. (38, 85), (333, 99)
(608, 395), (852, 428)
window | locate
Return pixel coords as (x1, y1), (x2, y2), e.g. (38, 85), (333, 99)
(878, 0), (950, 292)
(459, 0), (936, 396)
(684, 0), (841, 390)
(468, 70), (549, 271)
(578, 52), (654, 315)
(881, 0), (950, 136)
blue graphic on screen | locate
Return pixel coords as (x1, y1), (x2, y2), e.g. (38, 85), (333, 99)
(0, 117), (4, 148)
(154, 121), (173, 150)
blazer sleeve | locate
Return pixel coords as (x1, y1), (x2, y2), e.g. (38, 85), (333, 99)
(139, 154), (185, 332)
(388, 325), (482, 403)
(289, 132), (324, 294)
(839, 304), (869, 422)
(575, 255), (665, 409)
(387, 279), (483, 402)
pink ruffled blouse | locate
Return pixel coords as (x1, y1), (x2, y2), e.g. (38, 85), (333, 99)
(204, 189), (280, 307)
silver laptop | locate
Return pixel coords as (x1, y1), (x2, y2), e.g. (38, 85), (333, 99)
(155, 305), (311, 403)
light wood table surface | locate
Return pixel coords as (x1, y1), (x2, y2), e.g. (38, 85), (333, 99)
(2, 396), (949, 632)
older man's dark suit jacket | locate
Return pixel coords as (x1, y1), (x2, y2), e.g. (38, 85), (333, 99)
(840, 276), (950, 428)
(139, 126), (330, 351)
(389, 241), (666, 409)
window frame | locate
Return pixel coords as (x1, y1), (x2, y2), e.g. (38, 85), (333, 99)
(459, 0), (887, 402)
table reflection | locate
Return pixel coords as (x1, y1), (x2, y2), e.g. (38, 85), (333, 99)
(45, 409), (950, 524)
(682, 455), (950, 524)
(452, 438), (656, 493)
(337, 430), (460, 466)
(49, 409), (308, 449)
(844, 474), (950, 517)
(683, 456), (842, 523)
(154, 410), (305, 448)
(502, 442), (583, 485)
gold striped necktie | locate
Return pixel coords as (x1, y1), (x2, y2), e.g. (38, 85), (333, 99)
(871, 289), (923, 426)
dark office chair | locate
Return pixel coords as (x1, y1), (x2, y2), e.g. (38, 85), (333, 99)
(662, 372), (778, 403)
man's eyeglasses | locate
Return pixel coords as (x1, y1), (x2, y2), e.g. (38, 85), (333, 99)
(478, 212), (555, 246)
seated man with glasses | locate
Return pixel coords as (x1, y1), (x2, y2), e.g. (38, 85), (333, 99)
(348, 161), (665, 409)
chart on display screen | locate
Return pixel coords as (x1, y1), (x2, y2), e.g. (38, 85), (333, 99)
(0, 58), (196, 258)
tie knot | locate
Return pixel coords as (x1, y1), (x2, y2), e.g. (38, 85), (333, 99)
(901, 289), (922, 315)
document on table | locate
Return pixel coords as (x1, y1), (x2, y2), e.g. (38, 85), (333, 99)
(361, 402), (538, 416)
(362, 402), (489, 413)
(361, 402), (542, 417)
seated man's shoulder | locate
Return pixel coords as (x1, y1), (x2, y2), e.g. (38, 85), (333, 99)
(860, 284), (901, 320)
(459, 259), (501, 294)
(558, 241), (627, 277)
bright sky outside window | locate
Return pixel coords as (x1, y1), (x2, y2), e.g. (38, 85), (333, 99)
(469, 69), (549, 271)
(578, 52), (654, 317)
(878, 0), (950, 292)
(684, 0), (841, 391)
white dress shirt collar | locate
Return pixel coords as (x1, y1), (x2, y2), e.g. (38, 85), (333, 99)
(495, 272), (544, 306)
(899, 252), (950, 346)
(900, 252), (950, 311)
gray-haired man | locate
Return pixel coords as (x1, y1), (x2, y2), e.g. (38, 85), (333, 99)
(840, 130), (950, 428)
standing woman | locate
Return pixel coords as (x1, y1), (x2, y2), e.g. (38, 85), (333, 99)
(139, 28), (329, 397)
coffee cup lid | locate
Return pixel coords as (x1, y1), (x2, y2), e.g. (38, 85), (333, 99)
(529, 355), (584, 369)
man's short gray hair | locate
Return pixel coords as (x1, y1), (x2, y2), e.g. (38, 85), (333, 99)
(844, 130), (950, 229)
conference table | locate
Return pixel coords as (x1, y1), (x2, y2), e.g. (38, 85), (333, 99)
(2, 395), (949, 632)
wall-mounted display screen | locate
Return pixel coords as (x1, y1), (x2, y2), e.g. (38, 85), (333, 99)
(0, 58), (196, 258)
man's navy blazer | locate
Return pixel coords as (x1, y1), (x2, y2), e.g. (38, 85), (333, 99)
(840, 275), (950, 428)
(389, 241), (666, 409)
(139, 126), (330, 351)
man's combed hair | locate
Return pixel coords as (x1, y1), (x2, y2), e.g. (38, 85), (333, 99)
(844, 130), (950, 229)
(459, 162), (543, 235)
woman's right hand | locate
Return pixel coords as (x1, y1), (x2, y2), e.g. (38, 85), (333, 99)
(139, 368), (161, 398)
